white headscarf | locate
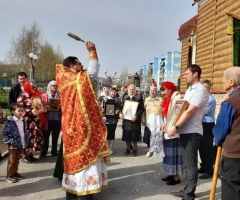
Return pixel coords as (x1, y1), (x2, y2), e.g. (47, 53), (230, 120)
(47, 80), (60, 99)
(149, 86), (157, 98)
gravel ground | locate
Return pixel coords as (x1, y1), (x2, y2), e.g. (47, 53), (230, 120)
(0, 124), (221, 200)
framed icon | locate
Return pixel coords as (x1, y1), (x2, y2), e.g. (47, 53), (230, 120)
(48, 98), (61, 112)
(30, 96), (45, 114)
(104, 99), (117, 118)
(122, 100), (139, 121)
(163, 100), (189, 132)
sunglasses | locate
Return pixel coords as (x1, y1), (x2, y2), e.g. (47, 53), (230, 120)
(51, 85), (57, 87)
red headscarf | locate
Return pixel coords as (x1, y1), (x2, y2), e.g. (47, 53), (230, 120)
(23, 80), (42, 97)
(161, 81), (177, 118)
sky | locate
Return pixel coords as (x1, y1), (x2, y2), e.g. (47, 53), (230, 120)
(0, 0), (197, 77)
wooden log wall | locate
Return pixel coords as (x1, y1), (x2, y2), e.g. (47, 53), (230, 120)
(180, 0), (240, 93)
(180, 39), (189, 93)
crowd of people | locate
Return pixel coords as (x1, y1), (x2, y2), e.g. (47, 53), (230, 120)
(1, 40), (240, 200)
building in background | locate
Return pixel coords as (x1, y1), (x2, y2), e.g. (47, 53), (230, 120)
(158, 51), (181, 87)
(141, 52), (181, 90)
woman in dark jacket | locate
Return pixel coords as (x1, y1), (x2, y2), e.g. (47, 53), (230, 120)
(120, 84), (144, 157)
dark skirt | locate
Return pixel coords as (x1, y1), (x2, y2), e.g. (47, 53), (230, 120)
(162, 138), (184, 175)
(53, 139), (64, 181)
(122, 130), (141, 142)
(143, 126), (151, 148)
(106, 123), (117, 140)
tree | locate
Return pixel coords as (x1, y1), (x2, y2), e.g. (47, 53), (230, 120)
(5, 21), (63, 81)
(119, 67), (128, 86)
(6, 21), (42, 75)
(36, 41), (63, 81)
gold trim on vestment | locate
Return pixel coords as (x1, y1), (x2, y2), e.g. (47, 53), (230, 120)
(59, 80), (77, 92)
(85, 72), (110, 159)
(61, 185), (108, 196)
(64, 72), (91, 159)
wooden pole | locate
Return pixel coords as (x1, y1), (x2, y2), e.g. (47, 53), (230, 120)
(209, 147), (222, 200)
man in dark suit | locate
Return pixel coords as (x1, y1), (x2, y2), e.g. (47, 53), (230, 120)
(9, 72), (27, 105)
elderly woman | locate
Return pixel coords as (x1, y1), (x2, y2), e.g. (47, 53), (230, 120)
(120, 84), (144, 156)
(142, 86), (162, 157)
(99, 87), (109, 104)
(17, 79), (45, 163)
(40, 80), (61, 158)
(101, 87), (121, 155)
(161, 81), (183, 185)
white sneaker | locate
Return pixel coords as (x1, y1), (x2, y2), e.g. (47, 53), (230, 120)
(109, 150), (113, 155)
(146, 152), (153, 157)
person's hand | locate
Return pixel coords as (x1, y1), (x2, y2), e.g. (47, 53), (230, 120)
(131, 116), (137, 122)
(162, 123), (166, 132)
(115, 110), (120, 115)
(119, 113), (124, 119)
(142, 122), (146, 126)
(32, 109), (38, 116)
(166, 126), (176, 138)
(86, 41), (96, 52)
(57, 104), (61, 110)
(45, 105), (51, 111)
(43, 107), (47, 113)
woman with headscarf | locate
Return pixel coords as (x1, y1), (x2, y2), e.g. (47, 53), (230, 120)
(17, 79), (45, 163)
(98, 87), (109, 104)
(120, 84), (144, 157)
(40, 80), (61, 158)
(142, 86), (162, 157)
(161, 81), (184, 185)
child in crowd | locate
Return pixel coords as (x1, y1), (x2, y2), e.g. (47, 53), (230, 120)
(2, 103), (28, 183)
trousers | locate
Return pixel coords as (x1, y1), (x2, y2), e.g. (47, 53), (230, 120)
(180, 133), (202, 200)
(7, 148), (23, 176)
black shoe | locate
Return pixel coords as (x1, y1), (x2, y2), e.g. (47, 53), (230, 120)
(78, 194), (94, 200)
(52, 153), (59, 157)
(199, 173), (213, 179)
(171, 190), (184, 198)
(66, 191), (78, 200)
(198, 167), (205, 174)
(39, 155), (46, 159)
(29, 156), (38, 161)
(162, 175), (174, 181)
(167, 178), (180, 185)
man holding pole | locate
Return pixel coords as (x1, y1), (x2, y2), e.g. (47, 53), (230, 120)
(213, 67), (240, 200)
(56, 41), (109, 200)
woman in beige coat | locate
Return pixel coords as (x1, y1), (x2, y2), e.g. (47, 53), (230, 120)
(142, 86), (162, 156)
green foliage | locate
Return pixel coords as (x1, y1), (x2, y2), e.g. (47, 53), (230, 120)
(0, 91), (9, 108)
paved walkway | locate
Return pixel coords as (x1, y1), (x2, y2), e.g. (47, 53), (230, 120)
(0, 125), (221, 200)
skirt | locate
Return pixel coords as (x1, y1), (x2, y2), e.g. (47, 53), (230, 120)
(162, 138), (184, 175)
(143, 126), (151, 148)
(122, 130), (141, 142)
(62, 158), (108, 196)
(106, 123), (117, 140)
